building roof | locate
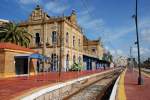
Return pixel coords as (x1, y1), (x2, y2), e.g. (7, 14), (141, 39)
(88, 40), (100, 45)
(0, 42), (35, 52)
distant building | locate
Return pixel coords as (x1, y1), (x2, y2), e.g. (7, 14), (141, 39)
(83, 36), (104, 70)
(83, 36), (104, 59)
(115, 56), (128, 67)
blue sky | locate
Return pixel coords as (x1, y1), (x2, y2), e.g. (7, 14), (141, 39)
(0, 0), (150, 60)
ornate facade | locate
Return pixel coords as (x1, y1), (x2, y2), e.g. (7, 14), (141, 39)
(19, 5), (83, 71)
(19, 5), (104, 71)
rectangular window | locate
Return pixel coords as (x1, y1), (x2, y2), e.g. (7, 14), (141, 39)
(52, 31), (57, 44)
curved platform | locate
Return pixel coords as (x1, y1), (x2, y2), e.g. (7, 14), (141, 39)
(115, 68), (150, 100)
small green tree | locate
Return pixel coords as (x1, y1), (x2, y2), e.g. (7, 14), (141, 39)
(70, 63), (82, 71)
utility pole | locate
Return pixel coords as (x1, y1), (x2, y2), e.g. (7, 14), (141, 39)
(133, 0), (143, 85)
(59, 18), (64, 81)
(59, 25), (62, 81)
(42, 18), (46, 71)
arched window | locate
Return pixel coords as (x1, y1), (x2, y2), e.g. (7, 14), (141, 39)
(66, 32), (69, 45)
(51, 53), (57, 71)
(52, 31), (57, 44)
(78, 56), (81, 63)
(66, 54), (69, 61)
(73, 55), (76, 64)
(66, 54), (69, 70)
(35, 33), (40, 46)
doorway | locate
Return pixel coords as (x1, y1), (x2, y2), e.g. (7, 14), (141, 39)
(15, 58), (28, 75)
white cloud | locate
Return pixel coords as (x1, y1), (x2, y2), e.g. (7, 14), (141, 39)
(103, 17), (150, 59)
(17, 0), (69, 15)
(132, 47), (150, 61)
(105, 46), (109, 50)
(141, 28), (150, 42)
(78, 8), (150, 44)
(109, 49), (116, 55)
(103, 17), (150, 43)
(109, 27), (134, 40)
(116, 49), (123, 55)
(45, 1), (69, 14)
(80, 17), (104, 31)
(104, 46), (125, 57)
(78, 7), (94, 16)
(104, 46), (114, 54)
(132, 47), (150, 56)
(78, 8), (104, 35)
(19, 0), (38, 5)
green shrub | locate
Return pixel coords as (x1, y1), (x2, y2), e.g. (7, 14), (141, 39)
(70, 63), (82, 71)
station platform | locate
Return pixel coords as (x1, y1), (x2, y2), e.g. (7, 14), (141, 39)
(0, 68), (112, 100)
(117, 68), (150, 100)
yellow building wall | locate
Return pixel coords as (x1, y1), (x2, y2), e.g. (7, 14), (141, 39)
(0, 49), (33, 78)
(0, 51), (5, 77)
(30, 59), (38, 75)
(63, 22), (83, 68)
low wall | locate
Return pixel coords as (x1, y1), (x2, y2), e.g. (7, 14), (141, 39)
(109, 76), (120, 100)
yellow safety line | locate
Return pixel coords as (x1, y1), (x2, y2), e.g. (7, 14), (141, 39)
(117, 69), (127, 100)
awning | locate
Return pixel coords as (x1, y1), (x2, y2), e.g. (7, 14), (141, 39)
(15, 53), (45, 60)
(83, 55), (110, 64)
(30, 53), (44, 59)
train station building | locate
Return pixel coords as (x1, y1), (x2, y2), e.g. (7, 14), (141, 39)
(18, 5), (105, 72)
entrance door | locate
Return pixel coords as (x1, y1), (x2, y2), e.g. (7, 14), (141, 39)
(15, 58), (28, 75)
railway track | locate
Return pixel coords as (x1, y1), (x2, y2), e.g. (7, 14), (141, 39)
(63, 69), (122, 100)
(22, 68), (122, 100)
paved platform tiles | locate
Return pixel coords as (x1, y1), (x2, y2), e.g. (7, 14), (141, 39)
(0, 68), (110, 100)
(118, 69), (150, 100)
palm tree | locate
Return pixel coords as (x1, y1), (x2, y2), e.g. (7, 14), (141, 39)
(0, 22), (32, 47)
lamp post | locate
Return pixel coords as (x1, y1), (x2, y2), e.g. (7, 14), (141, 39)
(132, 0), (143, 85)
(42, 18), (46, 72)
(54, 20), (64, 82)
